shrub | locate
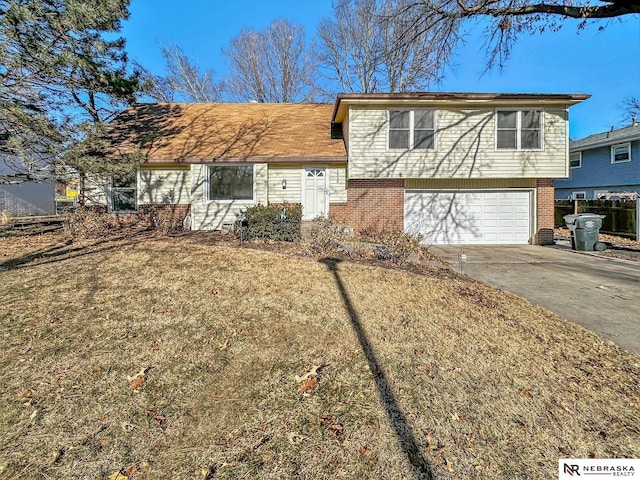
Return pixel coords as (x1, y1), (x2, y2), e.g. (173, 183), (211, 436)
(66, 207), (114, 240)
(308, 218), (353, 255)
(373, 230), (422, 265)
(239, 203), (301, 242)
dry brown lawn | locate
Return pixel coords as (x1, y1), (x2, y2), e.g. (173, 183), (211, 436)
(0, 232), (639, 479)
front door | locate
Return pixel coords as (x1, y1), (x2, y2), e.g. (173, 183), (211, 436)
(303, 167), (327, 220)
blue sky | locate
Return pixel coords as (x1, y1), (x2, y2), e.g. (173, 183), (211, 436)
(121, 0), (640, 139)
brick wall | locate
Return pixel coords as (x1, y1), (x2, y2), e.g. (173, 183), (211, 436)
(329, 179), (404, 232)
(88, 204), (192, 230)
(535, 178), (555, 245)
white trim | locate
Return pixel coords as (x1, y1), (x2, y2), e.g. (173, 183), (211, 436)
(387, 108), (437, 151)
(107, 172), (138, 213)
(495, 108), (544, 151)
(301, 165), (329, 220)
(611, 143), (631, 163)
(593, 190), (609, 200)
(204, 163), (256, 203)
(569, 151), (582, 169)
(571, 191), (587, 200)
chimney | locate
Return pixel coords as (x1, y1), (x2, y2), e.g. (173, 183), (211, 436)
(633, 117), (638, 126)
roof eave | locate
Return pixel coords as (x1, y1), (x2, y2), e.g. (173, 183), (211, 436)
(332, 92), (591, 123)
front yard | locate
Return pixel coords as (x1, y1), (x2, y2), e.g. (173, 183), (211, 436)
(0, 232), (638, 479)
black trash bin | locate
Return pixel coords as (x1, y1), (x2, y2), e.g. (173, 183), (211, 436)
(563, 213), (607, 251)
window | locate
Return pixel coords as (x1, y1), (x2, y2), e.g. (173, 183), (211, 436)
(571, 191), (586, 200)
(208, 165), (254, 201)
(388, 109), (436, 150)
(110, 171), (137, 212)
(496, 110), (543, 150)
(569, 152), (582, 169)
(611, 143), (631, 163)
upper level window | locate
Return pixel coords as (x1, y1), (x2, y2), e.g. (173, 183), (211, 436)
(208, 164), (254, 201)
(496, 110), (543, 150)
(569, 152), (582, 168)
(611, 143), (631, 163)
(110, 171), (137, 212)
(388, 110), (436, 150)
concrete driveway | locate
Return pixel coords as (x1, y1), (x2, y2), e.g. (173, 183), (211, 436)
(429, 245), (640, 356)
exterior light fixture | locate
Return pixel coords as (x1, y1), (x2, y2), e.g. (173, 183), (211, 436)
(282, 179), (287, 189)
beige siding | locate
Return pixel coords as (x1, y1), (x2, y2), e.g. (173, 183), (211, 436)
(138, 167), (191, 205)
(268, 163), (347, 205)
(328, 164), (347, 202)
(190, 163), (268, 230)
(83, 174), (109, 206)
(268, 165), (303, 204)
(348, 107), (568, 180)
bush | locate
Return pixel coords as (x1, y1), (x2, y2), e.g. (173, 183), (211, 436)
(308, 218), (353, 255)
(372, 230), (422, 265)
(239, 203), (301, 242)
(66, 207), (114, 240)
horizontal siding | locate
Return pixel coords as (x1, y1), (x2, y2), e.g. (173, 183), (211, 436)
(405, 178), (536, 189)
(328, 165), (347, 203)
(268, 165), (303, 204)
(190, 163), (268, 230)
(268, 163), (348, 204)
(138, 168), (191, 204)
(348, 107), (568, 180)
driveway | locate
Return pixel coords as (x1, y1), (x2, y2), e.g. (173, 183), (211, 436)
(429, 245), (640, 356)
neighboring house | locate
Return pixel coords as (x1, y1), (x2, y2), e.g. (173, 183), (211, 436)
(555, 122), (640, 200)
(0, 155), (55, 217)
(105, 92), (588, 245)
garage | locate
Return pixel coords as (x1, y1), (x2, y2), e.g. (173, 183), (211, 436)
(404, 190), (532, 245)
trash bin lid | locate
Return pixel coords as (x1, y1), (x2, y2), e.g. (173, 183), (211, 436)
(563, 214), (582, 224)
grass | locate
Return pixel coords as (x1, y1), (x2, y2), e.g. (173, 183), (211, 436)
(0, 232), (639, 479)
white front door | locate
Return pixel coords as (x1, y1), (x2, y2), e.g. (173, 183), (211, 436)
(303, 167), (328, 220)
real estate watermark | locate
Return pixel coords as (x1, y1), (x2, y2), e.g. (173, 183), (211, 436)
(559, 459), (639, 478)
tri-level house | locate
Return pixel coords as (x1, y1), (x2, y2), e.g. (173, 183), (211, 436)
(102, 92), (588, 245)
(555, 121), (640, 201)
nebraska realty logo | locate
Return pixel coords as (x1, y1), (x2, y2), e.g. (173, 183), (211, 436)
(559, 459), (639, 478)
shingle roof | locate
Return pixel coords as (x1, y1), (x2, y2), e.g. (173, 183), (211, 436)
(571, 123), (640, 151)
(108, 103), (347, 162)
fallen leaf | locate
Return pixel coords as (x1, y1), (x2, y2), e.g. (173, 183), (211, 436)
(126, 367), (151, 383)
(130, 377), (145, 392)
(298, 377), (318, 396)
(18, 389), (33, 403)
(294, 365), (321, 383)
(107, 473), (129, 480)
(359, 446), (377, 463)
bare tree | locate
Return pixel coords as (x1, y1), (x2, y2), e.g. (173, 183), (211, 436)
(401, 0), (640, 69)
(317, 0), (453, 94)
(140, 42), (221, 103)
(623, 97), (640, 125)
(223, 19), (317, 103)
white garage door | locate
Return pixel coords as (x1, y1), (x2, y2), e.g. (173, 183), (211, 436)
(404, 190), (532, 245)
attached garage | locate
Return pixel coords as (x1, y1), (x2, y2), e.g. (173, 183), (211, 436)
(404, 190), (533, 245)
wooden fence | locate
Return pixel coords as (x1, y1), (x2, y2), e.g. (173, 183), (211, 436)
(555, 200), (638, 239)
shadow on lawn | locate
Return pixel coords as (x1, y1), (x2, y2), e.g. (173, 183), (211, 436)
(320, 258), (434, 480)
(0, 231), (150, 270)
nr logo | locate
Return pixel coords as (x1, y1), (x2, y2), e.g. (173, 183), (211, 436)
(564, 463), (581, 476)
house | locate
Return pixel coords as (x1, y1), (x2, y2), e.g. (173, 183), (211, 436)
(555, 122), (640, 201)
(0, 151), (55, 217)
(104, 92), (589, 245)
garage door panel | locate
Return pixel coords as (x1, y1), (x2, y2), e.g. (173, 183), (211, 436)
(405, 190), (532, 245)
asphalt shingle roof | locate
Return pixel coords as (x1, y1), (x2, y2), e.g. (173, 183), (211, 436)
(108, 102), (347, 162)
(571, 123), (640, 151)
